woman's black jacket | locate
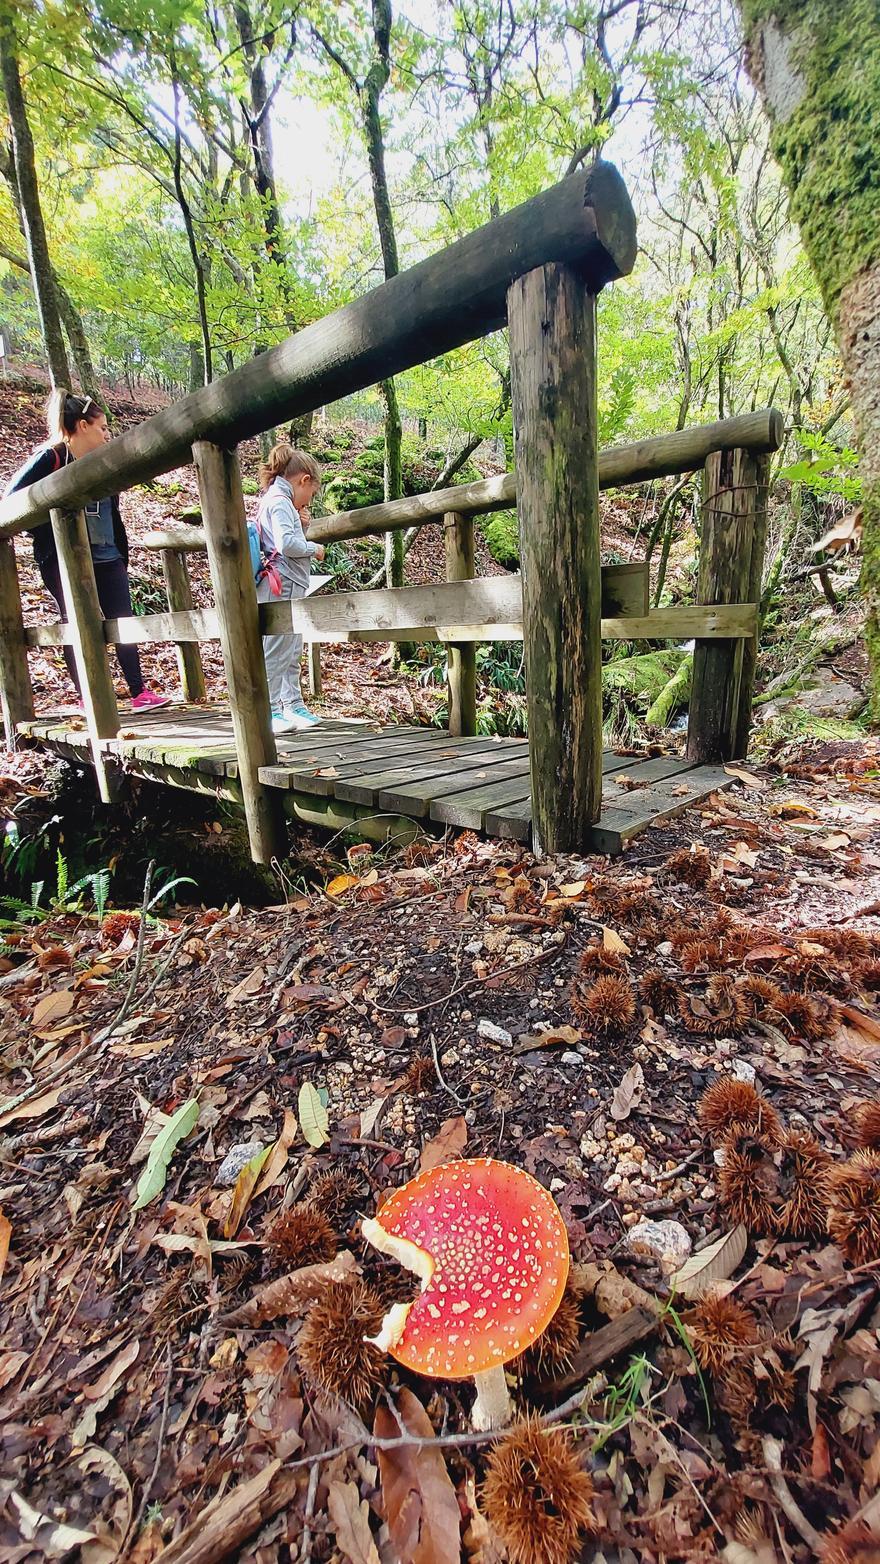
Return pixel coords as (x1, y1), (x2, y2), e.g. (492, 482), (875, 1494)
(3, 444), (129, 570)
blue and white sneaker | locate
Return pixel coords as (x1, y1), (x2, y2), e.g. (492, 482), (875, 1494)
(271, 710), (298, 735)
(283, 704), (321, 730)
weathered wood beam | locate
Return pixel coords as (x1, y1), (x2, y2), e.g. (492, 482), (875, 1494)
(192, 442), (285, 866)
(509, 263), (603, 853)
(49, 506), (119, 801)
(142, 525), (206, 552)
(161, 547), (207, 702)
(688, 448), (761, 763)
(142, 412), (782, 553)
(0, 537), (34, 744)
(444, 510), (477, 736)
(24, 595), (757, 649)
(0, 163), (636, 537)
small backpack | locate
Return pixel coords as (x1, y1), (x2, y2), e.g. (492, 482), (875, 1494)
(247, 519), (282, 596)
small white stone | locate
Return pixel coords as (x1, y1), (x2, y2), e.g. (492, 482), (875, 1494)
(465, 940), (483, 954)
(625, 1219), (692, 1274)
(477, 1019), (513, 1044)
(550, 1178), (565, 1192)
(713, 1147), (727, 1168)
(732, 1058), (756, 1084)
(404, 1012), (419, 1026)
(701, 1183), (716, 1199)
(560, 1051), (582, 1066)
(215, 1140), (265, 1186)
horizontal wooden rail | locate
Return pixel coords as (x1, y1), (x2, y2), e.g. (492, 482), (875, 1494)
(0, 164), (635, 539)
(140, 410), (785, 554)
(24, 586), (755, 649)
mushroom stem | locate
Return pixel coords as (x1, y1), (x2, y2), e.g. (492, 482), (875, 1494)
(471, 1365), (513, 1431)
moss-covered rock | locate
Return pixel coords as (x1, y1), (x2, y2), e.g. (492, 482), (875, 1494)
(602, 649), (689, 743)
(321, 434), (441, 512)
(480, 510), (520, 569)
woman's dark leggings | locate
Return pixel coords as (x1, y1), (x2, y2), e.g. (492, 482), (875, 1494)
(39, 556), (145, 698)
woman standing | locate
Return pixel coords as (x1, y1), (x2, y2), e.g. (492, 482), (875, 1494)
(3, 389), (169, 710)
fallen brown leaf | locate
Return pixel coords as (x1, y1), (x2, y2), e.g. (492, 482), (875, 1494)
(327, 1480), (381, 1564)
(420, 1115), (468, 1172)
(375, 1387), (461, 1564)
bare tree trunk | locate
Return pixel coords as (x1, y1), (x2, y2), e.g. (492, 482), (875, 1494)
(0, 235), (96, 391)
(171, 69), (212, 385)
(0, 18), (70, 386)
(742, 0), (880, 713)
(55, 281), (97, 391)
(234, 0), (297, 329)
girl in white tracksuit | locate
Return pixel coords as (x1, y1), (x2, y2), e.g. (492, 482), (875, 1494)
(255, 444), (324, 733)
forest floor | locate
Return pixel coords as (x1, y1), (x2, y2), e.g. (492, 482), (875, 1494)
(1, 737), (880, 1562)
(2, 375), (880, 1561)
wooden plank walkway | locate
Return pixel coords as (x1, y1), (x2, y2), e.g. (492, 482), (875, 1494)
(17, 705), (733, 854)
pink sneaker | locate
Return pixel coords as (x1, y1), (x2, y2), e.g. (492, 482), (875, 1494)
(131, 689), (171, 711)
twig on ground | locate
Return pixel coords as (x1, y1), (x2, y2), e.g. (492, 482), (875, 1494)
(430, 1032), (468, 1104)
(299, 1461), (321, 1563)
(656, 1148), (705, 1185)
(761, 1435), (824, 1552)
(121, 921), (193, 1019)
(123, 1344), (174, 1557)
(112, 859), (155, 1032)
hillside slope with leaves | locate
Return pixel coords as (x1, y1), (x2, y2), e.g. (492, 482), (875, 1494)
(2, 741), (880, 1561)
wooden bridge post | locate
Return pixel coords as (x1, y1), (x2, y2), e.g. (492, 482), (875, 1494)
(192, 441), (285, 866)
(49, 506), (119, 801)
(0, 537), (34, 745)
(734, 453), (770, 758)
(507, 264), (603, 853)
(306, 642), (322, 700)
(687, 447), (763, 762)
(444, 510), (477, 737)
(161, 546), (207, 702)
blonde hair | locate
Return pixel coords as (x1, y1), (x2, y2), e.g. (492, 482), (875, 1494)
(258, 443), (321, 492)
(46, 388), (104, 443)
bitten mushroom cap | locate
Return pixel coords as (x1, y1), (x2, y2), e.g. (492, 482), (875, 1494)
(363, 1158), (570, 1380)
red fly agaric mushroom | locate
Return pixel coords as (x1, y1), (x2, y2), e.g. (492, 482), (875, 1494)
(361, 1157), (570, 1430)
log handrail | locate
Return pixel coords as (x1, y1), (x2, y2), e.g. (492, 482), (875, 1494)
(0, 163), (636, 538)
(23, 588), (756, 648)
(138, 409), (785, 554)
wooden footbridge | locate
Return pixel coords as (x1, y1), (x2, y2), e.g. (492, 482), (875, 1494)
(0, 162), (781, 864)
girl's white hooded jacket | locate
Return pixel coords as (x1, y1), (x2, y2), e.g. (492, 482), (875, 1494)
(256, 476), (318, 598)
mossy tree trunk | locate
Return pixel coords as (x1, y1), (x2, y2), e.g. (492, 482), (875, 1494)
(741, 0), (880, 713)
(0, 17), (70, 387)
